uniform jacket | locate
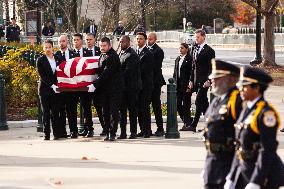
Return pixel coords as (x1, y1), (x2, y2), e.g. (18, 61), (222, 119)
(203, 88), (242, 185)
(93, 48), (124, 93)
(36, 55), (60, 96)
(173, 54), (192, 92)
(88, 46), (101, 56)
(119, 47), (142, 92)
(190, 44), (215, 87)
(227, 97), (284, 188)
(54, 49), (76, 63)
(73, 47), (93, 57)
(149, 43), (166, 87)
(137, 46), (154, 91)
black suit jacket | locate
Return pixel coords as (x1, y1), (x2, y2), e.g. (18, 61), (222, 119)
(149, 43), (166, 87)
(138, 46), (154, 91)
(119, 47), (142, 92)
(93, 48), (124, 93)
(36, 55), (60, 96)
(54, 49), (76, 63)
(88, 46), (101, 56)
(84, 24), (98, 36)
(173, 54), (192, 92)
(190, 44), (215, 86)
(73, 47), (93, 57)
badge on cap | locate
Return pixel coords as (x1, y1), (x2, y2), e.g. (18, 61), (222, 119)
(263, 110), (277, 127)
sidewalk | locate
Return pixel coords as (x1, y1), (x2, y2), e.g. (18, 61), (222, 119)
(1, 86), (284, 189)
(1, 122), (284, 189)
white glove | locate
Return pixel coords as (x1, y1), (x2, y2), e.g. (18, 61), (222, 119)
(51, 84), (59, 93)
(87, 84), (96, 92)
(224, 179), (235, 189)
(245, 183), (260, 189)
(203, 80), (211, 88)
(188, 81), (193, 89)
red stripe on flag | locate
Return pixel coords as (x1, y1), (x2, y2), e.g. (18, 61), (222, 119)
(58, 82), (92, 88)
(70, 57), (80, 78)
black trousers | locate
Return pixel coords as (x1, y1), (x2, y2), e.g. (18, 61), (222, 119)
(93, 90), (105, 131)
(120, 91), (139, 136)
(151, 86), (164, 131)
(177, 89), (192, 126)
(138, 88), (153, 135)
(235, 172), (279, 189)
(102, 91), (121, 136)
(191, 86), (209, 127)
(79, 92), (94, 132)
(39, 94), (60, 137)
(62, 92), (79, 134)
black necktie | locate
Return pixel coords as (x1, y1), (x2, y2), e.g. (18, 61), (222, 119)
(62, 52), (66, 61)
(77, 50), (80, 57)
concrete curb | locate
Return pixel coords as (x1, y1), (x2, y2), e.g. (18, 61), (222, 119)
(7, 116), (206, 128)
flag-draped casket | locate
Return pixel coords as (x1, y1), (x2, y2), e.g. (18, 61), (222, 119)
(56, 57), (100, 88)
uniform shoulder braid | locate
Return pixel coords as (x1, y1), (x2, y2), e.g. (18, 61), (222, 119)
(250, 101), (280, 134)
(227, 89), (240, 120)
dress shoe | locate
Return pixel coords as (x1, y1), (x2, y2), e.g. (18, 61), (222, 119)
(79, 130), (88, 136)
(53, 136), (60, 140)
(143, 134), (151, 138)
(179, 125), (188, 131)
(104, 136), (110, 141)
(57, 134), (68, 138)
(100, 130), (107, 136)
(70, 132), (78, 139)
(44, 135), (50, 140)
(128, 134), (137, 139)
(280, 128), (284, 132)
(117, 135), (127, 139)
(109, 136), (116, 141)
(86, 131), (94, 137)
(182, 126), (196, 132)
(137, 132), (144, 137)
(154, 130), (165, 137)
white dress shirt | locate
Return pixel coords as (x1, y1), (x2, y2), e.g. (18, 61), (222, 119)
(247, 96), (262, 109)
(75, 47), (83, 57)
(47, 56), (56, 73)
(88, 46), (95, 56)
(61, 49), (70, 60)
(178, 54), (186, 77)
(197, 42), (206, 54)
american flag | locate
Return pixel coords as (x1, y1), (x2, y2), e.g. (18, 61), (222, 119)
(56, 56), (100, 88)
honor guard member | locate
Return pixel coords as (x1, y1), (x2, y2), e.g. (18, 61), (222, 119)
(202, 59), (242, 189)
(72, 33), (94, 137)
(224, 66), (284, 189)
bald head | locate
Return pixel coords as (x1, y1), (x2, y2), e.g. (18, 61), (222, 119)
(58, 35), (68, 50)
(147, 32), (157, 46)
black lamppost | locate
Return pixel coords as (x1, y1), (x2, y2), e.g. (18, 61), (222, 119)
(250, 0), (262, 65)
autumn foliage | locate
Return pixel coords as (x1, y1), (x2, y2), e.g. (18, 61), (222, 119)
(231, 1), (256, 26)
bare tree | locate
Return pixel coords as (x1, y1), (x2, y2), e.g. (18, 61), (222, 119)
(242, 0), (279, 67)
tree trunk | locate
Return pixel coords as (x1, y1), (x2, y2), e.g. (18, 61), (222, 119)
(4, 0), (9, 25)
(262, 0), (277, 66)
